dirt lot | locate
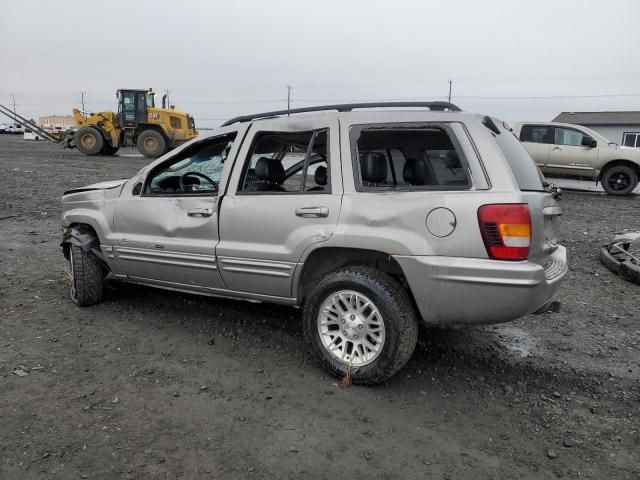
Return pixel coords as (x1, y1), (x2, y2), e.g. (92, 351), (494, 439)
(1, 134), (638, 479)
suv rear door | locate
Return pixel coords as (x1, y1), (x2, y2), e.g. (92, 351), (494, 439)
(216, 118), (342, 299)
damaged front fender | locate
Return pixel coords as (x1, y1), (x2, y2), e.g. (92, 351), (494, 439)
(60, 226), (107, 268)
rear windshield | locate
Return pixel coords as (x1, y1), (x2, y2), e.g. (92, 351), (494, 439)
(492, 120), (545, 191)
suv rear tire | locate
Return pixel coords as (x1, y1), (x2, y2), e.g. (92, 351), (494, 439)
(69, 244), (105, 306)
(303, 267), (418, 384)
(601, 165), (638, 195)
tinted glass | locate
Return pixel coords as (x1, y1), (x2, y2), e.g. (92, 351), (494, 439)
(554, 128), (584, 146)
(520, 125), (552, 144)
(623, 133), (637, 147)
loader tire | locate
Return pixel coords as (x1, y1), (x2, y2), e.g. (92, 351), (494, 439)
(137, 130), (166, 158)
(75, 127), (104, 156)
(101, 143), (120, 156)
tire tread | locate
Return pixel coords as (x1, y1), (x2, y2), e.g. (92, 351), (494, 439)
(70, 245), (104, 306)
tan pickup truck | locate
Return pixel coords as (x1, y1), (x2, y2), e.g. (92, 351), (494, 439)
(513, 122), (640, 195)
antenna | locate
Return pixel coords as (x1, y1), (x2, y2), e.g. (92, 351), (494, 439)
(80, 91), (86, 117)
(286, 85), (292, 116)
(448, 79), (452, 103)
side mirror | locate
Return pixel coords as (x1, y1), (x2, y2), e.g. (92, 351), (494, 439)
(581, 136), (597, 148)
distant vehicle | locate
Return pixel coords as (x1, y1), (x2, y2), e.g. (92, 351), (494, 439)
(0, 88), (197, 158)
(8, 123), (25, 135)
(24, 128), (44, 141)
(71, 88), (197, 157)
(0, 123), (7, 134)
(513, 122), (640, 195)
(61, 102), (567, 384)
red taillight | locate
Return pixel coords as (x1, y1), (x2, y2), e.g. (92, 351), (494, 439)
(478, 204), (531, 261)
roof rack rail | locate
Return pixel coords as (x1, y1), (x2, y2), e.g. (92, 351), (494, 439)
(221, 101), (462, 127)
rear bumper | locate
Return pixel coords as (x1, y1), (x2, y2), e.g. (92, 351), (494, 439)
(394, 246), (567, 326)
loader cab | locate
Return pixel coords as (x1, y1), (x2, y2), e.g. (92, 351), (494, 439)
(117, 89), (155, 128)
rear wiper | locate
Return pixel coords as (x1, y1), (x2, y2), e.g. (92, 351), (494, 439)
(482, 116), (500, 135)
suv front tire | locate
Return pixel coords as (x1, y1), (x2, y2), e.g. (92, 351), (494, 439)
(303, 267), (418, 384)
(69, 244), (105, 306)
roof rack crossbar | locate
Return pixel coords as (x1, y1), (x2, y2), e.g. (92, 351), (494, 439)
(221, 101), (462, 127)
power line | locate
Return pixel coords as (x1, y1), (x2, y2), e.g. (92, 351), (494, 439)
(292, 92), (640, 103)
(454, 93), (640, 100)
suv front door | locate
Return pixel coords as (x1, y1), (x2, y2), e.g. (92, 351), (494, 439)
(111, 126), (244, 292)
(216, 119), (342, 299)
(546, 126), (598, 176)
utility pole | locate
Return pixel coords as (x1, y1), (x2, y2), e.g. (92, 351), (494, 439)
(11, 94), (16, 122)
(80, 91), (86, 116)
(286, 85), (292, 115)
(448, 79), (452, 103)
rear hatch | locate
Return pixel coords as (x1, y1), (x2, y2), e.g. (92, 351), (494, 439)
(490, 118), (561, 267)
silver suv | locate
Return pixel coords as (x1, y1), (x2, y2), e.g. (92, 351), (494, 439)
(61, 102), (567, 384)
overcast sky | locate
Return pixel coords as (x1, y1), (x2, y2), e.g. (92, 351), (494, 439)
(1, 0), (639, 128)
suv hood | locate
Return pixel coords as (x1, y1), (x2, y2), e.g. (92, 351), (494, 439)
(63, 179), (128, 196)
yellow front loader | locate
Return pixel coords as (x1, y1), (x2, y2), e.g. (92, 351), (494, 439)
(72, 88), (198, 158)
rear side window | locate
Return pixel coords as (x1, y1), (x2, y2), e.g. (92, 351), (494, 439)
(493, 122), (545, 191)
(520, 125), (552, 144)
(350, 125), (470, 190)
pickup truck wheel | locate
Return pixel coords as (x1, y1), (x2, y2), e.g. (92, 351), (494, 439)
(69, 244), (104, 306)
(74, 127), (104, 155)
(601, 165), (638, 195)
(303, 267), (418, 385)
(137, 130), (166, 158)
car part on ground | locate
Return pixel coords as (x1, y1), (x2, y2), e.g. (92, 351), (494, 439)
(599, 231), (640, 284)
(60, 102), (567, 384)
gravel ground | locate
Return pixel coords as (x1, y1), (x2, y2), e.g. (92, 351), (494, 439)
(1, 135), (639, 479)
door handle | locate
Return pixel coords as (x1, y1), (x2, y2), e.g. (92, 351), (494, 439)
(295, 206), (329, 218)
(552, 146), (561, 151)
(187, 208), (214, 217)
